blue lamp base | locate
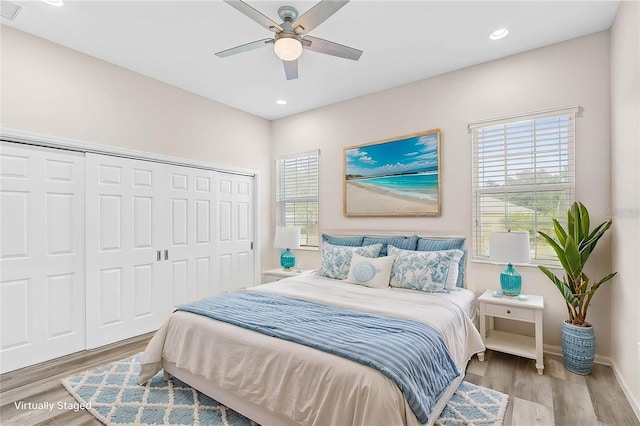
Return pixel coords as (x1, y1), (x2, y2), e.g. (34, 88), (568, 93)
(280, 248), (296, 271)
(500, 263), (522, 296)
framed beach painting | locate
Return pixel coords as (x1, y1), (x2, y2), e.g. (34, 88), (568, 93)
(343, 129), (441, 216)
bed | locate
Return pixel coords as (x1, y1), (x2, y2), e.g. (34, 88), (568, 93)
(139, 235), (484, 426)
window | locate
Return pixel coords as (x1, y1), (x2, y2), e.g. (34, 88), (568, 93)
(470, 106), (577, 265)
(275, 150), (319, 247)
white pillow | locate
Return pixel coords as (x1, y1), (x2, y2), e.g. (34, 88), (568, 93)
(319, 242), (383, 280)
(388, 246), (464, 292)
(345, 253), (395, 288)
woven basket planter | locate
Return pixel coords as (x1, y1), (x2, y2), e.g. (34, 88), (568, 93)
(561, 320), (596, 375)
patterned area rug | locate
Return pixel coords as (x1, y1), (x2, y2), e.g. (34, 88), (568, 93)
(62, 353), (508, 426)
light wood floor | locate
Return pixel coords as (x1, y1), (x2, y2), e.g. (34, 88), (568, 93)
(1, 337), (638, 426)
(0, 333), (152, 425)
(465, 351), (639, 426)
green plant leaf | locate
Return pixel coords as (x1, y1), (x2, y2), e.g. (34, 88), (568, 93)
(567, 203), (576, 239)
(538, 265), (578, 306)
(563, 235), (583, 279)
(590, 272), (617, 293)
(552, 218), (567, 246)
(580, 220), (612, 265)
(572, 202), (582, 240)
(586, 220), (612, 244)
(579, 202), (590, 239)
(539, 231), (571, 272)
(578, 272), (589, 294)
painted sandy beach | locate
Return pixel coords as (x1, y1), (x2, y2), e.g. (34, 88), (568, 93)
(345, 180), (439, 215)
(344, 130), (441, 215)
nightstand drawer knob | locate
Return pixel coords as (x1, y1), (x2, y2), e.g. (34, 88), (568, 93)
(507, 310), (511, 314)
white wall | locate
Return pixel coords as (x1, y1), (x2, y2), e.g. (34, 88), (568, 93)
(1, 20), (625, 368)
(0, 25), (272, 272)
(610, 0), (640, 415)
(272, 32), (613, 356)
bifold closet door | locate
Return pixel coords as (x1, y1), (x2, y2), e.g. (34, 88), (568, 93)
(217, 173), (255, 292)
(86, 155), (223, 347)
(166, 165), (218, 305)
(0, 142), (85, 373)
(85, 153), (168, 348)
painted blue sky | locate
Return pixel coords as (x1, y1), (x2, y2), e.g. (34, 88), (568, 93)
(346, 133), (439, 177)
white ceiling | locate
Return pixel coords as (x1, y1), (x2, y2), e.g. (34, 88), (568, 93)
(2, 0), (620, 120)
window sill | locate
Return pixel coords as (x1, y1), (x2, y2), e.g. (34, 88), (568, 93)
(471, 258), (563, 270)
(295, 246), (319, 252)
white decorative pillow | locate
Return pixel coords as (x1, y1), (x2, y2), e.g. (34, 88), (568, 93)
(388, 246), (463, 292)
(319, 242), (383, 280)
(345, 253), (395, 288)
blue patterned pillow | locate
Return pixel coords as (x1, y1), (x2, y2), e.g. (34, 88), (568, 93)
(416, 238), (467, 288)
(416, 238), (465, 251)
(362, 235), (419, 256)
(345, 253), (395, 288)
(319, 242), (383, 279)
(388, 246), (463, 292)
(321, 233), (364, 247)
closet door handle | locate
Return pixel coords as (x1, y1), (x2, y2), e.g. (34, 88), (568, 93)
(157, 250), (161, 261)
(164, 249), (169, 260)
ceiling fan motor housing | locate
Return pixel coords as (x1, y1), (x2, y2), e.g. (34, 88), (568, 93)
(278, 6), (298, 22)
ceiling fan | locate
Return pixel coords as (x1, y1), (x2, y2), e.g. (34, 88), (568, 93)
(215, 0), (363, 80)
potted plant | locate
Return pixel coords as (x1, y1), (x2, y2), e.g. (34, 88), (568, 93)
(538, 201), (616, 375)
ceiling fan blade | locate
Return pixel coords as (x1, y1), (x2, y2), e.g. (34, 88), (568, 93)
(283, 60), (298, 80)
(292, 0), (349, 35)
(223, 0), (283, 33)
(215, 38), (273, 58)
(302, 36), (362, 61)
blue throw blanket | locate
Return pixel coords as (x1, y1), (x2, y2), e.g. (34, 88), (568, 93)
(177, 291), (459, 423)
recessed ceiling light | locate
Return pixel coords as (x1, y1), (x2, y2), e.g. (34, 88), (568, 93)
(276, 99), (287, 105)
(489, 28), (509, 41)
(42, 0), (64, 6)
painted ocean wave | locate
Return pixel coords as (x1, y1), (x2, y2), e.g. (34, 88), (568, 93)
(355, 172), (439, 200)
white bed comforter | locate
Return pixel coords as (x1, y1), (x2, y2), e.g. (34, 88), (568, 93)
(139, 274), (484, 426)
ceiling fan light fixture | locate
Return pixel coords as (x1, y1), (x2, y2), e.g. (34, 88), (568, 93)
(274, 37), (303, 61)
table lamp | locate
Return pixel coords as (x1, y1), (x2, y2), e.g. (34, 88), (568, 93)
(489, 230), (531, 296)
(274, 226), (300, 271)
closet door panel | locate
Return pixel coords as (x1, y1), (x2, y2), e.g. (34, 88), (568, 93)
(86, 154), (166, 348)
(216, 173), (255, 292)
(0, 142), (85, 373)
(166, 166), (217, 304)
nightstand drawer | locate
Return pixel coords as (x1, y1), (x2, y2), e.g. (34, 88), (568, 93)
(485, 303), (535, 322)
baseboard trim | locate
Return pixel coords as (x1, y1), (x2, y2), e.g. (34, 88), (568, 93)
(610, 359), (640, 421)
(543, 343), (612, 366)
(543, 344), (639, 421)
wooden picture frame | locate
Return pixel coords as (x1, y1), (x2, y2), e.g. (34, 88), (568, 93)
(343, 129), (441, 216)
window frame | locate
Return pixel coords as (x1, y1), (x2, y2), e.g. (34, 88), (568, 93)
(469, 106), (578, 267)
(275, 150), (320, 248)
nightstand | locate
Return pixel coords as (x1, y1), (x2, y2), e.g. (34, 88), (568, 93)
(261, 268), (314, 283)
(478, 289), (545, 375)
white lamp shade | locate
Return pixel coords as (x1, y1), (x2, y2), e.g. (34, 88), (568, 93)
(490, 231), (531, 264)
(274, 226), (301, 249)
(274, 37), (302, 61)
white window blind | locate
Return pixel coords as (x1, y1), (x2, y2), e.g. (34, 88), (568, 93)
(275, 150), (319, 247)
(470, 107), (577, 265)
